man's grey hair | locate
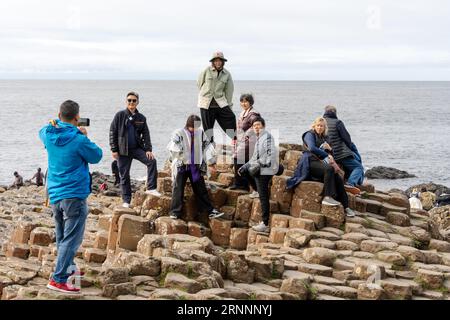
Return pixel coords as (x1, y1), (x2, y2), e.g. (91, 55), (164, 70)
(325, 105), (337, 114)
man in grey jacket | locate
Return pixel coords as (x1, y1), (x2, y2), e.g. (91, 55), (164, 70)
(197, 51), (236, 145)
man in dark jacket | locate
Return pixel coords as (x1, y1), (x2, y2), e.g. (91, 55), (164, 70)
(323, 105), (364, 190)
(30, 167), (44, 186)
(110, 92), (160, 207)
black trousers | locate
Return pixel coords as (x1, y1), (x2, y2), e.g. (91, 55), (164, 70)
(233, 158), (250, 190)
(170, 168), (214, 218)
(309, 159), (348, 208)
(200, 106), (237, 143)
(242, 171), (273, 225)
(118, 148), (158, 203)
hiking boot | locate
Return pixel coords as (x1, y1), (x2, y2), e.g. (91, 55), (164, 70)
(345, 185), (361, 195)
(322, 196), (340, 206)
(345, 207), (356, 217)
(252, 222), (270, 233)
(47, 279), (80, 294)
(209, 209), (224, 219)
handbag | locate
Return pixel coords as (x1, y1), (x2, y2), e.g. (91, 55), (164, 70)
(248, 164), (260, 177)
(276, 163), (284, 176)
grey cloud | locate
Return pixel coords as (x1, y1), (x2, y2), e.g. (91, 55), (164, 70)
(0, 0), (449, 79)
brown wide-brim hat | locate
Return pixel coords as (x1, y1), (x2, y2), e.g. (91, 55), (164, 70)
(209, 51), (227, 62)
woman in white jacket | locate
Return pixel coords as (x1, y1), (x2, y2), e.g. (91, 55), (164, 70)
(167, 114), (224, 220)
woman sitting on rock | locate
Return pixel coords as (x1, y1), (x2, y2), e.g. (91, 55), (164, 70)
(286, 117), (356, 217)
(167, 114), (224, 220)
(230, 93), (261, 198)
(238, 117), (282, 233)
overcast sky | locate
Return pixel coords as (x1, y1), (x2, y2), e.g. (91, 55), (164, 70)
(1, 0), (449, 80)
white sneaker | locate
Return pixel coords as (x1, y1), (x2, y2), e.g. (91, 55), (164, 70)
(249, 191), (259, 199)
(345, 208), (356, 217)
(209, 209), (224, 219)
(122, 202), (130, 208)
(145, 189), (161, 197)
(322, 196), (340, 206)
(252, 222), (269, 233)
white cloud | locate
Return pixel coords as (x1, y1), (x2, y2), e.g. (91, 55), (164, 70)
(1, 0), (449, 79)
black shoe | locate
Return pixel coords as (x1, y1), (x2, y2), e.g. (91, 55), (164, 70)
(206, 183), (217, 191)
(229, 184), (250, 191)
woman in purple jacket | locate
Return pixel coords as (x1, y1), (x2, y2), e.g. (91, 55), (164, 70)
(230, 94), (260, 197)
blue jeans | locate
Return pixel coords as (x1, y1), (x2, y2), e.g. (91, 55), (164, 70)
(51, 198), (88, 283)
(339, 156), (364, 187)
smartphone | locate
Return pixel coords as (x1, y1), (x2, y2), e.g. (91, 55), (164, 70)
(78, 118), (90, 126)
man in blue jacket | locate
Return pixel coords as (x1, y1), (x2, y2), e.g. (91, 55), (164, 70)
(39, 100), (103, 294)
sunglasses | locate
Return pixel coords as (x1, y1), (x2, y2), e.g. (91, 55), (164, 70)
(127, 99), (137, 103)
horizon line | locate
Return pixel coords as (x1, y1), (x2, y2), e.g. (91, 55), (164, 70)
(1, 78), (449, 82)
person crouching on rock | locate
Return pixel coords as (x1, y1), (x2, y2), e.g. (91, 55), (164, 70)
(11, 171), (24, 189)
(238, 117), (283, 233)
(39, 100), (103, 294)
(286, 117), (356, 218)
(30, 167), (44, 186)
(167, 114), (224, 220)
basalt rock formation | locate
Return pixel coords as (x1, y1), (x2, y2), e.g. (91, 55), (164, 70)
(0, 144), (449, 300)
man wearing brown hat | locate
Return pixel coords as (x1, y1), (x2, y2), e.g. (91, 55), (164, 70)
(197, 51), (236, 145)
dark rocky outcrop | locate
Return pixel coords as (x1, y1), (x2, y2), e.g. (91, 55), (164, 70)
(405, 182), (450, 197)
(365, 166), (416, 180)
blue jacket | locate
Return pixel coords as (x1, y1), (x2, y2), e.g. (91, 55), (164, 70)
(286, 130), (327, 190)
(39, 120), (103, 204)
